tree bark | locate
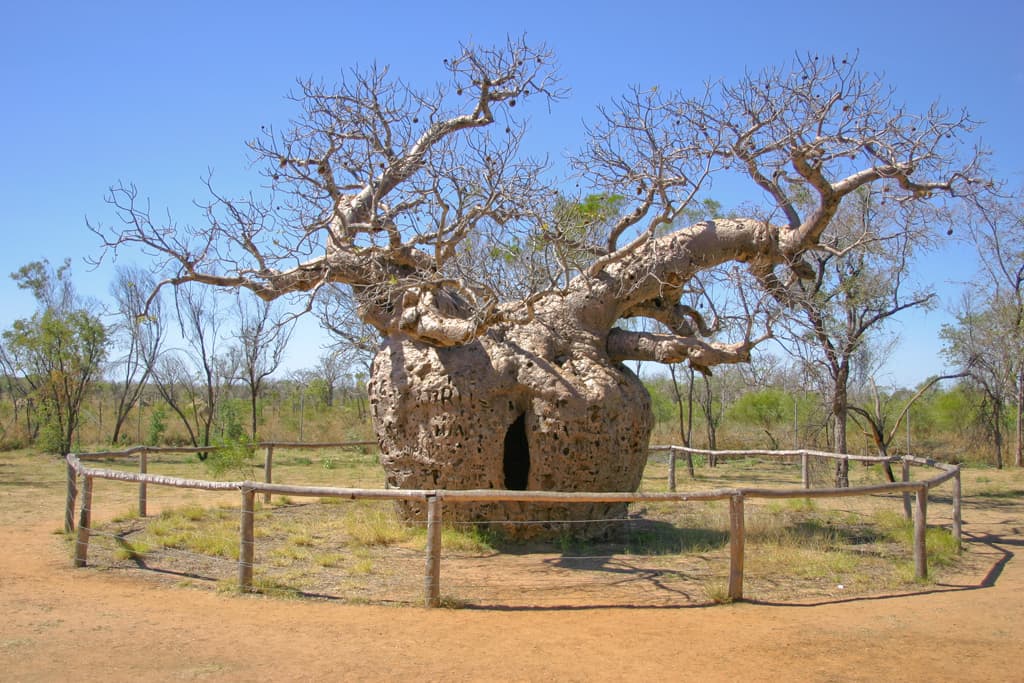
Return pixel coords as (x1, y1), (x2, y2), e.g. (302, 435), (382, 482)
(1016, 371), (1023, 467)
(993, 397), (1004, 470)
(369, 218), (803, 536)
(832, 367), (850, 487)
(371, 302), (654, 538)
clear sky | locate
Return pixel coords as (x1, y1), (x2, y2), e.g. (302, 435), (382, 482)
(1, 0), (1021, 386)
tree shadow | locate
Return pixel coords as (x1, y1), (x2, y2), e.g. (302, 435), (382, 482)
(463, 523), (1021, 612)
(738, 527), (1019, 608)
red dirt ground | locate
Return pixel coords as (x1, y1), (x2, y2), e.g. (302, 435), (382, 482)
(2, 461), (1022, 681)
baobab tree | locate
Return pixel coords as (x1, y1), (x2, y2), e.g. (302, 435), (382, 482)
(92, 38), (984, 533)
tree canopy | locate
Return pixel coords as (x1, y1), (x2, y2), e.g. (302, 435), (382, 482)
(91, 38), (986, 377)
(1, 260), (108, 454)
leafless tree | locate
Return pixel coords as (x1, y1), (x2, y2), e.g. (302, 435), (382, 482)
(230, 295), (294, 439)
(312, 349), (346, 408)
(776, 188), (940, 485)
(152, 285), (236, 454)
(315, 284), (381, 373)
(92, 40), (986, 530)
(957, 190), (1024, 465)
(848, 373), (967, 480)
(942, 293), (1018, 468)
(108, 266), (164, 443)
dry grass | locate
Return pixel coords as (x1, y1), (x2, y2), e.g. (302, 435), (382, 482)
(65, 446), (986, 607)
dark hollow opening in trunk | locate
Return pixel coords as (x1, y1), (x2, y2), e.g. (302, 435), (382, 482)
(503, 413), (530, 490)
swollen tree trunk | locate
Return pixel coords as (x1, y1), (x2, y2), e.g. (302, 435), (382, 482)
(370, 307), (652, 538)
(369, 219), (774, 537)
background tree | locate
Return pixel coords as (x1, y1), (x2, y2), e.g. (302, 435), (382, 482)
(107, 266), (164, 444)
(848, 373), (966, 480)
(230, 295), (294, 439)
(1, 260), (108, 454)
(311, 350), (346, 408)
(0, 346), (39, 443)
(152, 284), (236, 454)
(941, 295), (1016, 468)
(697, 372), (725, 454)
(776, 188), (939, 485)
(959, 191), (1024, 465)
(93, 40), (985, 530)
(728, 387), (790, 449)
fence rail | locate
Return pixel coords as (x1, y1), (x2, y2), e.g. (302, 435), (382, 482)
(64, 444), (961, 607)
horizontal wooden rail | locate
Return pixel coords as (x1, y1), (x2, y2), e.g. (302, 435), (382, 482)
(259, 441), (378, 449)
(67, 441), (382, 507)
(247, 482), (430, 501)
(66, 455), (241, 491)
(438, 488), (738, 504)
(651, 444), (895, 464)
(75, 441), (379, 462)
(260, 440), (379, 503)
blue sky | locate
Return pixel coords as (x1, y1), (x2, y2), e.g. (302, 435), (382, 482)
(1, 0), (1021, 386)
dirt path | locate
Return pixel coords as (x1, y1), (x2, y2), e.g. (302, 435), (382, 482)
(2, 459), (1022, 681)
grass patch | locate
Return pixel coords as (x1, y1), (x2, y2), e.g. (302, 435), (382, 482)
(351, 557), (375, 575)
(766, 498), (817, 514)
(313, 552), (344, 568)
(134, 505), (240, 560)
(624, 522), (728, 555)
(703, 579), (733, 604)
(438, 525), (498, 554)
(288, 532), (315, 547)
(111, 506), (141, 523)
(343, 502), (416, 547)
(113, 536), (153, 561)
(872, 509), (960, 569)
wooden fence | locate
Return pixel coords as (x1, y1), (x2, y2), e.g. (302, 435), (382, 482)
(65, 444), (962, 608)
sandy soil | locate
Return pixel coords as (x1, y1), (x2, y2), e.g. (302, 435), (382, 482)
(2, 459), (1022, 682)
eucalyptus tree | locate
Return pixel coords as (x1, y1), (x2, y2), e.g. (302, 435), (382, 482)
(151, 284), (236, 454)
(775, 188), (941, 485)
(108, 265), (165, 443)
(941, 295), (1017, 468)
(230, 295), (294, 439)
(1, 260), (108, 454)
(848, 373), (966, 480)
(92, 38), (985, 529)
(958, 192), (1024, 465)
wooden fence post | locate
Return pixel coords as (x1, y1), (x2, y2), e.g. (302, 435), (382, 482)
(668, 450), (677, 493)
(138, 448), (148, 517)
(263, 446), (274, 504)
(952, 470), (962, 551)
(239, 487), (255, 592)
(65, 460), (77, 533)
(902, 457), (912, 520)
(74, 475), (93, 567)
(913, 486), (928, 580)
(801, 453), (809, 489)
(728, 494), (745, 601)
(424, 494), (442, 608)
